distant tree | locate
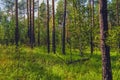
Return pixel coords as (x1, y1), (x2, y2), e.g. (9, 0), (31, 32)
(39, 2), (47, 45)
(99, 0), (113, 80)
(116, 0), (120, 53)
(90, 0), (94, 55)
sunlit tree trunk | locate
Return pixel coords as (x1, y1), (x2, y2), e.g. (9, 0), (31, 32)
(99, 0), (112, 80)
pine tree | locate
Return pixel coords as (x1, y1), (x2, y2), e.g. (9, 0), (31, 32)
(99, 0), (113, 79)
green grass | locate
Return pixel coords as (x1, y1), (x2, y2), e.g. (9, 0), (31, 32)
(0, 45), (120, 80)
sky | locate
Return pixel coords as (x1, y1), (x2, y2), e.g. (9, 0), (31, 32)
(0, 0), (59, 11)
(40, 0), (59, 10)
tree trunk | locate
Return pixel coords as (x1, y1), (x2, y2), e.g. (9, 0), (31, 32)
(52, 0), (56, 53)
(90, 0), (94, 55)
(27, 0), (30, 40)
(47, 0), (50, 53)
(37, 0), (40, 46)
(116, 0), (120, 53)
(32, 0), (35, 44)
(116, 0), (119, 26)
(29, 0), (32, 45)
(62, 0), (67, 55)
(30, 0), (35, 48)
(99, 0), (113, 80)
(15, 0), (19, 47)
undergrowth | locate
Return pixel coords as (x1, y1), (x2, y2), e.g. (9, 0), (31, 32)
(0, 45), (120, 80)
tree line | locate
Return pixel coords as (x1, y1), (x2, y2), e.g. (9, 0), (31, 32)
(0, 0), (120, 80)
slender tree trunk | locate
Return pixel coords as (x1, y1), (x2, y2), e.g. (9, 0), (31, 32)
(30, 0), (35, 48)
(38, 0), (40, 46)
(116, 0), (120, 53)
(99, 0), (113, 80)
(89, 0), (94, 56)
(47, 0), (50, 53)
(29, 0), (32, 46)
(27, 0), (30, 40)
(52, 0), (56, 53)
(78, 0), (83, 56)
(73, 0), (77, 28)
(62, 0), (67, 55)
(90, 0), (94, 55)
(32, 0), (35, 45)
(15, 0), (19, 47)
(116, 0), (119, 26)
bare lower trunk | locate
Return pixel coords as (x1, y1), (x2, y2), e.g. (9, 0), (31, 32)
(99, 0), (112, 80)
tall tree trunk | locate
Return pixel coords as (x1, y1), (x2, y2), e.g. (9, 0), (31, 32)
(116, 0), (119, 26)
(52, 0), (56, 53)
(38, 0), (40, 46)
(29, 0), (32, 47)
(32, 0), (35, 44)
(15, 0), (19, 47)
(90, 0), (94, 55)
(27, 0), (30, 40)
(78, 0), (83, 56)
(47, 0), (50, 53)
(116, 0), (120, 53)
(30, 0), (35, 48)
(62, 0), (67, 55)
(99, 0), (112, 80)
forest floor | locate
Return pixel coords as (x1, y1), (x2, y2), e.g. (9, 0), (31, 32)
(0, 45), (120, 80)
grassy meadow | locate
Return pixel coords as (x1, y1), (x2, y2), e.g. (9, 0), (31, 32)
(0, 45), (120, 80)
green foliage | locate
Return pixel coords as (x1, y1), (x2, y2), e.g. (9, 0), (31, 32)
(0, 46), (120, 80)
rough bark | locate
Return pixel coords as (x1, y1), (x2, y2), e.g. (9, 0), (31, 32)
(99, 0), (113, 80)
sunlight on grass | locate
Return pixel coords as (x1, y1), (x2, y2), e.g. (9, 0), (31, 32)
(0, 45), (120, 80)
